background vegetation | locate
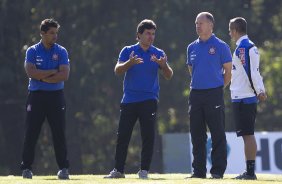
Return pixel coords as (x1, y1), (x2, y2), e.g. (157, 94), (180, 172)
(0, 0), (281, 175)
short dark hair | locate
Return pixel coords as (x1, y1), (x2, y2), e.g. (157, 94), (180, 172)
(197, 12), (215, 24)
(136, 19), (157, 34)
(40, 18), (60, 32)
(229, 17), (247, 34)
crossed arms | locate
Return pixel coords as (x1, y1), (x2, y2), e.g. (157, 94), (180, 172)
(24, 62), (70, 83)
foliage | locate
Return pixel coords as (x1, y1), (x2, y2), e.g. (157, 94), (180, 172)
(0, 0), (281, 175)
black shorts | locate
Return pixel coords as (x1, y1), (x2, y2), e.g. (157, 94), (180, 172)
(232, 102), (257, 137)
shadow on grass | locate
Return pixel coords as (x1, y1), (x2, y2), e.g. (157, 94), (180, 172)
(149, 178), (166, 180)
(256, 179), (282, 182)
(44, 178), (81, 180)
(225, 177), (282, 182)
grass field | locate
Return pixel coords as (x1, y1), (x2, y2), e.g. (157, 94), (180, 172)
(0, 174), (282, 184)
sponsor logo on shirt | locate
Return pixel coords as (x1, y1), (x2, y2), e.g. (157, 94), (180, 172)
(208, 46), (216, 55)
(238, 48), (246, 65)
(190, 51), (196, 61)
(36, 56), (43, 65)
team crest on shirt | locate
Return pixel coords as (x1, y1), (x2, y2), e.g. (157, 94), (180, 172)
(238, 48), (246, 65)
(208, 46), (216, 55)
(52, 53), (59, 61)
(150, 54), (156, 61)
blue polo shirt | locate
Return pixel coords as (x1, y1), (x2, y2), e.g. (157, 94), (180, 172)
(25, 42), (69, 91)
(118, 43), (165, 103)
(187, 34), (232, 89)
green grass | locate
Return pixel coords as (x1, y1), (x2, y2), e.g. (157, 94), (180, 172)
(0, 174), (282, 184)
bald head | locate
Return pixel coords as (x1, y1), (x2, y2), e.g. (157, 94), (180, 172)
(196, 12), (215, 25)
(195, 12), (214, 40)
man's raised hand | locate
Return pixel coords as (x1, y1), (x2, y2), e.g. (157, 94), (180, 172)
(129, 51), (143, 65)
(151, 54), (167, 68)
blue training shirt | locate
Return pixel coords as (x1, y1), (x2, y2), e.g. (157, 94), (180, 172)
(118, 43), (165, 103)
(187, 34), (232, 89)
(25, 42), (69, 91)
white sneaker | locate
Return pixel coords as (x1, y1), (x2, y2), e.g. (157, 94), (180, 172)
(137, 170), (148, 179)
(104, 168), (125, 178)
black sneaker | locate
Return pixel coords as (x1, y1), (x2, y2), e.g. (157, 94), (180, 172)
(104, 168), (125, 178)
(234, 172), (257, 180)
(57, 168), (70, 180)
(22, 169), (33, 179)
(185, 174), (206, 179)
(137, 170), (149, 179)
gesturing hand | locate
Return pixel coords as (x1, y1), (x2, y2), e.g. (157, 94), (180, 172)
(129, 51), (143, 65)
(151, 54), (167, 68)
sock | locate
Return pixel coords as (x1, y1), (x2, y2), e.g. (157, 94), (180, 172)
(246, 160), (255, 176)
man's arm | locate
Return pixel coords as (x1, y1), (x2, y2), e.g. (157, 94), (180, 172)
(114, 61), (134, 75)
(42, 64), (70, 83)
(249, 47), (267, 101)
(114, 51), (143, 75)
(160, 62), (173, 80)
(24, 62), (57, 80)
(151, 54), (173, 80)
(223, 62), (232, 88)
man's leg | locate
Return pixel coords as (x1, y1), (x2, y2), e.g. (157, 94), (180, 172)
(189, 91), (207, 177)
(243, 135), (257, 175)
(21, 92), (45, 171)
(205, 88), (227, 177)
(138, 100), (157, 172)
(238, 103), (257, 177)
(114, 103), (138, 173)
(46, 91), (69, 170)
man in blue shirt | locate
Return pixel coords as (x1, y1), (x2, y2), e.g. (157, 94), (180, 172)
(186, 12), (232, 179)
(20, 19), (70, 180)
(104, 19), (173, 179)
(229, 17), (267, 180)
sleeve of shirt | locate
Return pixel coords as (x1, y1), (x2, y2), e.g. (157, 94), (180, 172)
(157, 49), (167, 69)
(221, 43), (232, 64)
(160, 49), (165, 57)
(60, 48), (70, 65)
(186, 45), (191, 66)
(25, 48), (36, 64)
(249, 46), (266, 94)
(160, 49), (167, 62)
(118, 47), (130, 63)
